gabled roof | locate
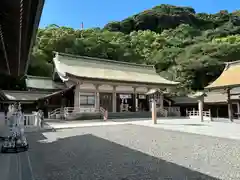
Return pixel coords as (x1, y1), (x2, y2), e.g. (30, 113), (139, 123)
(205, 60), (240, 90)
(0, 90), (50, 102)
(38, 85), (76, 100)
(0, 86), (75, 102)
(53, 52), (179, 86)
(25, 75), (65, 90)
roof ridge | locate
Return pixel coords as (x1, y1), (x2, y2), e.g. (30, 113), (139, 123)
(224, 60), (240, 70)
(225, 60), (240, 65)
(54, 51), (155, 69)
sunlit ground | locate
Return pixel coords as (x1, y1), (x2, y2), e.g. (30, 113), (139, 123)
(1, 123), (239, 180)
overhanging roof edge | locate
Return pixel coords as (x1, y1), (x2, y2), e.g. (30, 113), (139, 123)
(54, 51), (156, 70)
(66, 72), (179, 86)
(24, 0), (45, 76)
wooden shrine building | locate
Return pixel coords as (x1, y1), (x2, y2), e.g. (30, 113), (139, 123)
(205, 60), (240, 121)
(51, 52), (179, 113)
(171, 90), (240, 118)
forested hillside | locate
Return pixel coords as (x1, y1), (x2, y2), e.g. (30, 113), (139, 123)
(28, 4), (240, 95)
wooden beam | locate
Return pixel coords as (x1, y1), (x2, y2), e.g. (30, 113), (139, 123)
(198, 97), (204, 122)
(25, 0), (46, 76)
(67, 73), (178, 88)
(227, 88), (233, 122)
(230, 93), (240, 96)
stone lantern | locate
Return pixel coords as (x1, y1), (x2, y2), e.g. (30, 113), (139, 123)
(146, 89), (164, 124)
(146, 89), (164, 109)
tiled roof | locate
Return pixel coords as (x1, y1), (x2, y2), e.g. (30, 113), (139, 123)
(53, 52), (179, 86)
(206, 60), (240, 89)
(25, 75), (65, 90)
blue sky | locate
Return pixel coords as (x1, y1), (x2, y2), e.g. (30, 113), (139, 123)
(40, 0), (239, 29)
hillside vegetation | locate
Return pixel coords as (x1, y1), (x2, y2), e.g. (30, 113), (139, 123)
(29, 4), (240, 95)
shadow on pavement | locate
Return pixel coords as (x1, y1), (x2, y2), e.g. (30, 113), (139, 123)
(26, 132), (220, 180)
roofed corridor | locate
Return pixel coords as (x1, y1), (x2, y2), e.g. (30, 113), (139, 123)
(0, 0), (44, 77)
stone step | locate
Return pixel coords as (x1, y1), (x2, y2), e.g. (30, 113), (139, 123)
(65, 111), (170, 120)
(107, 112), (165, 119)
(66, 112), (102, 120)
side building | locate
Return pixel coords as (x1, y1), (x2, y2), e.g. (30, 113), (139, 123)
(0, 76), (66, 114)
(172, 90), (240, 118)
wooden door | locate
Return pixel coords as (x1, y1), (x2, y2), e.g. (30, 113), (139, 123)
(100, 93), (113, 112)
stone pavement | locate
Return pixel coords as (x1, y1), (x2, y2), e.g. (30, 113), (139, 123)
(0, 144), (34, 180)
(26, 124), (240, 179)
(45, 117), (240, 140)
(133, 118), (240, 140)
(1, 120), (240, 179)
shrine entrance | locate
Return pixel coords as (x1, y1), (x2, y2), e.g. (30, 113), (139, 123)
(137, 94), (149, 112)
(100, 93), (113, 112)
(117, 94), (134, 112)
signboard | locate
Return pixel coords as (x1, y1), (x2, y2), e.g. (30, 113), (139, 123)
(120, 94), (132, 99)
(138, 95), (146, 99)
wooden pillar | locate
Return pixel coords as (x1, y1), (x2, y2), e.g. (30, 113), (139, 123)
(135, 95), (139, 112)
(151, 99), (157, 124)
(159, 93), (164, 110)
(237, 101), (240, 119)
(237, 101), (240, 113)
(147, 88), (151, 112)
(132, 94), (136, 112)
(74, 83), (80, 109)
(61, 93), (65, 108)
(95, 85), (100, 111)
(112, 86), (117, 113)
(132, 87), (137, 112)
(227, 88), (233, 122)
(198, 97), (204, 122)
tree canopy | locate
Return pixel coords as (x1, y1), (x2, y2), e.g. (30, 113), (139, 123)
(24, 4), (240, 95)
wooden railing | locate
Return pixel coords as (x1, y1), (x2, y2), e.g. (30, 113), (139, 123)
(164, 107), (181, 116)
(49, 108), (64, 119)
(64, 107), (97, 114)
(6, 112), (41, 128)
(186, 109), (211, 118)
(156, 108), (168, 117)
(50, 107), (97, 119)
(23, 113), (41, 128)
(203, 110), (211, 117)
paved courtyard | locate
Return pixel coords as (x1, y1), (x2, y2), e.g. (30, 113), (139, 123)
(46, 118), (240, 140)
(1, 123), (240, 180)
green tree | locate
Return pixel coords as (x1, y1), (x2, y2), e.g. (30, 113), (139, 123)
(26, 5), (240, 95)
